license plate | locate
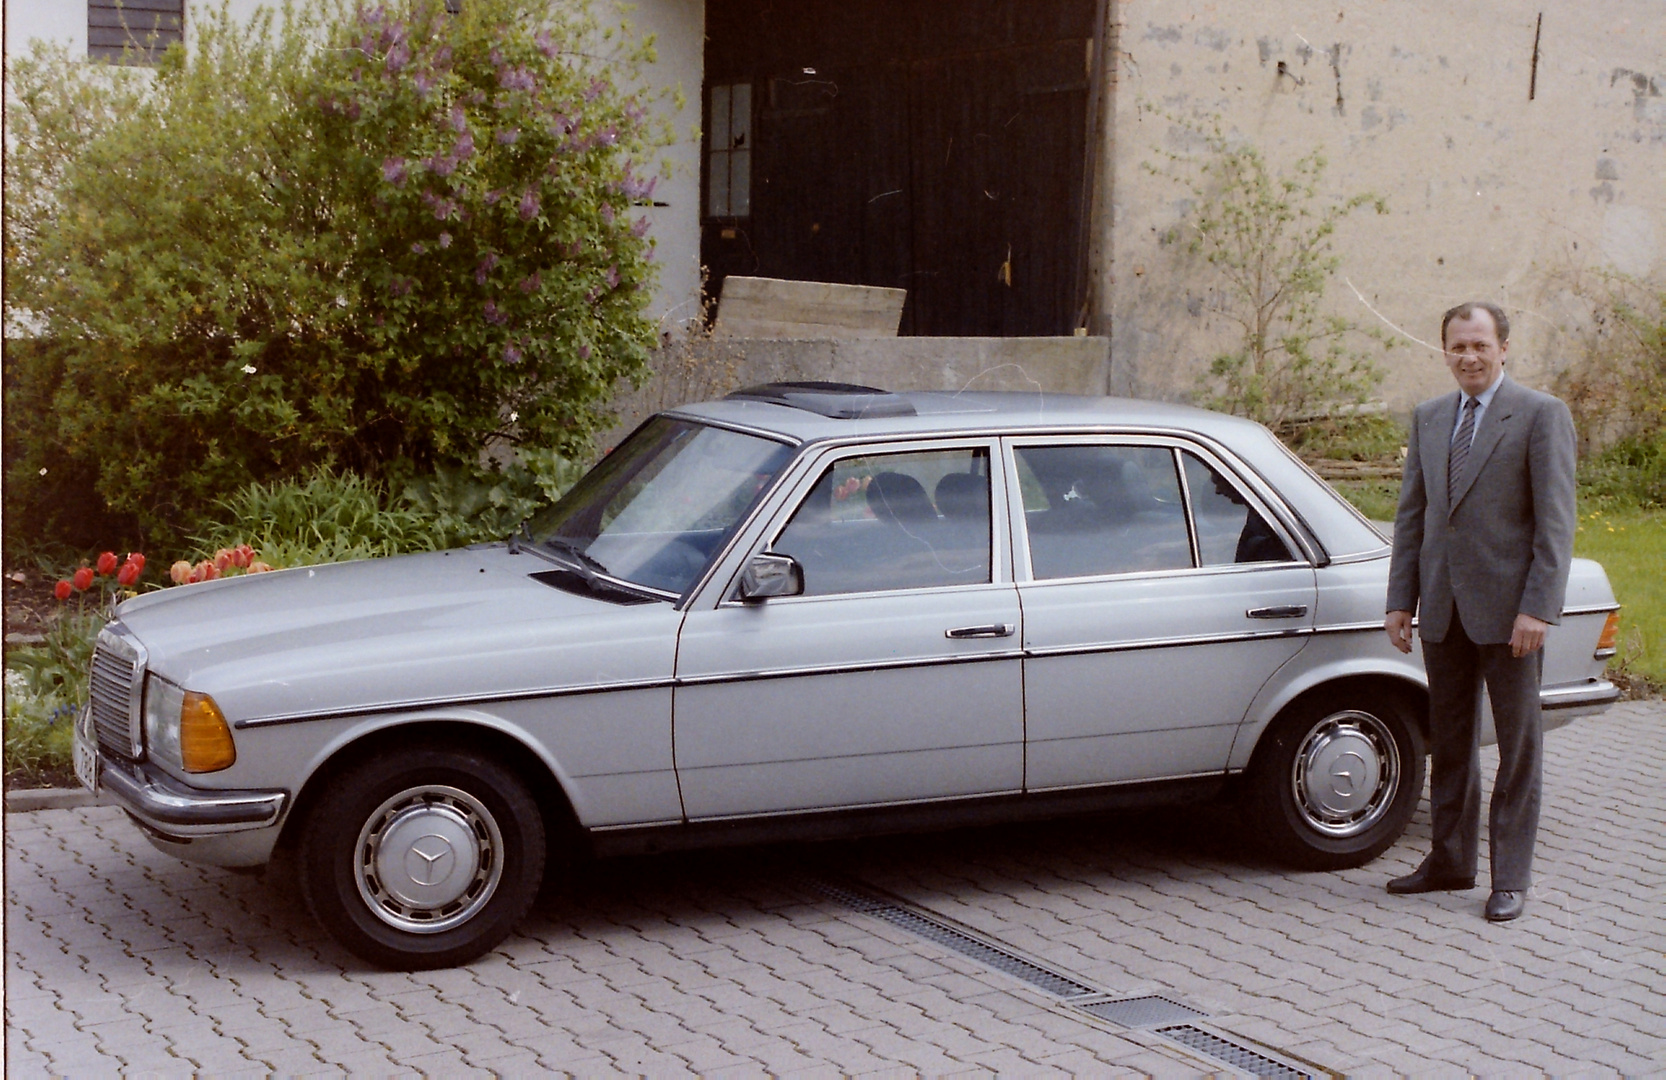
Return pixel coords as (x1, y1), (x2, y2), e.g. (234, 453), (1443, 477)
(74, 705), (99, 793)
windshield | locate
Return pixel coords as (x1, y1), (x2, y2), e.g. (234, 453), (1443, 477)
(529, 417), (795, 595)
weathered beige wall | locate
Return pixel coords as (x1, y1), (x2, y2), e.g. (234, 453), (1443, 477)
(1103, 0), (1665, 410)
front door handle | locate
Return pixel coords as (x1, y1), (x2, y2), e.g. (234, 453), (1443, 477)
(945, 623), (1016, 639)
(1247, 605), (1309, 619)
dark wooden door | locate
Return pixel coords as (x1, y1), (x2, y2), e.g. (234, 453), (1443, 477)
(701, 0), (1095, 337)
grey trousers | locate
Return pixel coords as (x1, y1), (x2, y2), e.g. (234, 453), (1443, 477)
(1421, 606), (1544, 891)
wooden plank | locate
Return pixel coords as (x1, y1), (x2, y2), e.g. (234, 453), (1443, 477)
(88, 11), (182, 30)
(87, 26), (181, 47)
(714, 276), (906, 338)
(88, 0), (183, 12)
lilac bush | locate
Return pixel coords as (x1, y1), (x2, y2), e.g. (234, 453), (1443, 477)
(3, 0), (669, 545)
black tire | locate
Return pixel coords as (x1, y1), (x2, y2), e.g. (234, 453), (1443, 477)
(298, 746), (546, 970)
(1246, 689), (1426, 871)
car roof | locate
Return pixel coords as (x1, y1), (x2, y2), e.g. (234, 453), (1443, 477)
(666, 386), (1391, 562)
(669, 388), (1268, 444)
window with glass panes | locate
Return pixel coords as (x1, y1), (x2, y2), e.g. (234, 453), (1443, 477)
(706, 83), (753, 217)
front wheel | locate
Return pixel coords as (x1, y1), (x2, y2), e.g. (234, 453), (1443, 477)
(1246, 690), (1425, 870)
(298, 747), (546, 970)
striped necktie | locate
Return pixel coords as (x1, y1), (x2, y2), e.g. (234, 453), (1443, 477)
(1448, 396), (1479, 504)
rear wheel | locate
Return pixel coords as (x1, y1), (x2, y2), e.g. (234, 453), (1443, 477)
(298, 747), (545, 969)
(1247, 690), (1425, 870)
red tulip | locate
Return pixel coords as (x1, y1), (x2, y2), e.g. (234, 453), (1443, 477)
(125, 553), (146, 573)
(72, 567), (95, 592)
(230, 544), (253, 568)
(116, 561), (141, 587)
(96, 551), (118, 575)
(247, 560), (273, 574)
(198, 560), (220, 581)
(54, 580), (73, 601)
(213, 548), (234, 571)
(170, 560), (194, 585)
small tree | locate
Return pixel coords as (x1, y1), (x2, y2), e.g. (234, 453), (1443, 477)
(1148, 113), (1389, 434)
(4, 0), (671, 547)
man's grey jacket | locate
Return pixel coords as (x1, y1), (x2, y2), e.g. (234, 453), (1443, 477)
(1387, 375), (1578, 645)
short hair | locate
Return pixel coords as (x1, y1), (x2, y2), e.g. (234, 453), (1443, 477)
(1441, 301), (1510, 347)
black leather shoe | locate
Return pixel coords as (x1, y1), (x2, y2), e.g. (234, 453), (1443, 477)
(1485, 890), (1525, 921)
(1386, 864), (1477, 894)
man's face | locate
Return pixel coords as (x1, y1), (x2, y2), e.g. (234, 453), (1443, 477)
(1443, 310), (1507, 396)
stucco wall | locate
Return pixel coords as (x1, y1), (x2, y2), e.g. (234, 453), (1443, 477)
(1104, 0), (1665, 410)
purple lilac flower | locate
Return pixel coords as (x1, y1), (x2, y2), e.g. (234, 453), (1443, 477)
(438, 231), (452, 248)
(504, 342), (523, 365)
(600, 203), (614, 224)
(450, 105), (467, 132)
(518, 272), (541, 294)
(631, 216), (650, 237)
(382, 157), (408, 185)
(389, 276), (412, 297)
(496, 128), (519, 145)
(605, 265), (620, 289)
(596, 125), (618, 146)
(578, 345), (591, 360)
(385, 41), (409, 73)
(433, 45), (451, 69)
(534, 29), (556, 57)
(411, 241), (426, 254)
(483, 300), (507, 325)
(484, 189), (504, 205)
(518, 188), (540, 221)
(429, 154), (456, 178)
(412, 70), (434, 96)
(490, 47), (504, 66)
(453, 130), (475, 160)
(499, 65), (535, 92)
(345, 100), (361, 121)
(475, 253), (499, 284)
(584, 77), (606, 101)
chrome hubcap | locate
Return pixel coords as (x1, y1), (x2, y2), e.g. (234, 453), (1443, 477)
(1291, 710), (1400, 837)
(354, 785), (503, 934)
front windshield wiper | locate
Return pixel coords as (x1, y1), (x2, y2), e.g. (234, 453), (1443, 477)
(533, 536), (664, 601)
(539, 535), (612, 580)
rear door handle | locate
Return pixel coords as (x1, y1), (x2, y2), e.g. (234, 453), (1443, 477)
(1247, 605), (1309, 619)
(946, 623), (1016, 639)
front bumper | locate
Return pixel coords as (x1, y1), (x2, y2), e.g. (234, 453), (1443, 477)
(85, 743), (288, 867)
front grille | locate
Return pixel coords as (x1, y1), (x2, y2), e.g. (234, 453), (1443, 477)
(89, 631), (144, 760)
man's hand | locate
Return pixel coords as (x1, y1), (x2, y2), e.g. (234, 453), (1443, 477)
(1510, 613), (1550, 658)
(1385, 610), (1415, 654)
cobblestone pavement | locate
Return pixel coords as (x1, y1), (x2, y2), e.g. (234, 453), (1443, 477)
(6, 701), (1663, 1076)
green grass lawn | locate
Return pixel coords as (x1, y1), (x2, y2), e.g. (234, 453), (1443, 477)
(1574, 504), (1666, 689)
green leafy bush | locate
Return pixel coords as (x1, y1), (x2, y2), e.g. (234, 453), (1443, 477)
(192, 450), (586, 567)
(1146, 111), (1391, 433)
(3, 608), (104, 780)
(4, 0), (669, 552)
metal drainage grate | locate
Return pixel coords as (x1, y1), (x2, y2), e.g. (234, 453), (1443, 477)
(805, 878), (1096, 998)
(1079, 995), (1207, 1028)
(1157, 1025), (1315, 1079)
(806, 876), (1321, 1079)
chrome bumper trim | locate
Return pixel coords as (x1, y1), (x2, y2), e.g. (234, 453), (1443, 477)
(99, 756), (286, 835)
(1540, 680), (1621, 712)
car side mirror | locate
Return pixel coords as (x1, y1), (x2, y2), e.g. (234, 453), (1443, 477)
(737, 552), (803, 602)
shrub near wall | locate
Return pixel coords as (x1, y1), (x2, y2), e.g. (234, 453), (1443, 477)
(3, 0), (668, 552)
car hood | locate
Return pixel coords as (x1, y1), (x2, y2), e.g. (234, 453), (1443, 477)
(115, 546), (682, 724)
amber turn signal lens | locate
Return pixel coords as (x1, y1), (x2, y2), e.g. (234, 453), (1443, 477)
(179, 692), (236, 772)
(1596, 611), (1622, 654)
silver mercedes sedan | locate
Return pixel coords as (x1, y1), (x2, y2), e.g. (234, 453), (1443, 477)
(76, 385), (1621, 969)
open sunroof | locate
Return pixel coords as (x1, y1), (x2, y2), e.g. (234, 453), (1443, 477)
(724, 381), (917, 419)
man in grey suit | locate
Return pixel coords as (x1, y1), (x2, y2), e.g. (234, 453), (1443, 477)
(1383, 300), (1577, 923)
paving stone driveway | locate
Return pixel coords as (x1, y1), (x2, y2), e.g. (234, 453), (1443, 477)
(6, 701), (1664, 1076)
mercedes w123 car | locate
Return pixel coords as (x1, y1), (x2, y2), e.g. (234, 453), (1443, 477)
(75, 384), (1622, 968)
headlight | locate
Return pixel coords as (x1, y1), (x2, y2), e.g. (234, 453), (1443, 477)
(143, 677), (236, 773)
